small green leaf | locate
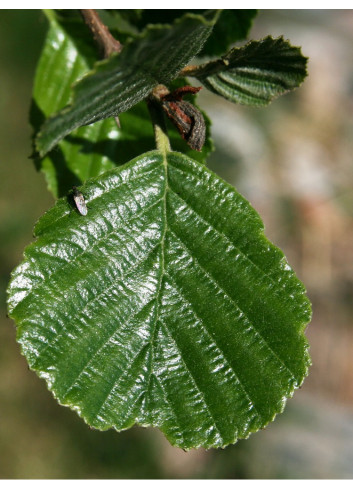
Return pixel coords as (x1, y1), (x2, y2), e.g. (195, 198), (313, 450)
(196, 36), (308, 106)
(8, 151), (311, 450)
(36, 12), (217, 156)
(32, 12), (213, 197)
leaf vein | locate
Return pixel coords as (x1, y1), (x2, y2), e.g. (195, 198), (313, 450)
(160, 317), (225, 443)
(146, 152), (168, 409)
(38, 164), (162, 232)
(164, 272), (262, 422)
(36, 242), (161, 361)
(169, 228), (297, 382)
(62, 302), (153, 400)
(21, 195), (164, 309)
(91, 342), (150, 422)
(150, 373), (185, 444)
(168, 184), (279, 289)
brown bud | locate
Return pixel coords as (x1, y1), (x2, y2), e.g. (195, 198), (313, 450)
(161, 98), (206, 152)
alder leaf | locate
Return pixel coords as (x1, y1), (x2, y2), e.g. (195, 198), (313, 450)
(7, 150), (311, 450)
(196, 36), (308, 106)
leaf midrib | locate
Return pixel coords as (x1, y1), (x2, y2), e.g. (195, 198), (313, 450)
(147, 154), (265, 437)
(146, 151), (169, 408)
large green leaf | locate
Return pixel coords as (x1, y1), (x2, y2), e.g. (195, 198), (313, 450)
(32, 11), (213, 197)
(36, 11), (217, 156)
(195, 36), (308, 106)
(7, 150), (311, 450)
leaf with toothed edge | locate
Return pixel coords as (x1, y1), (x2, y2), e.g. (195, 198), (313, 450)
(7, 150), (311, 450)
(196, 36), (308, 106)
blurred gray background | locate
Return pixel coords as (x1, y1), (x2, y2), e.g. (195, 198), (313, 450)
(1, 10), (352, 478)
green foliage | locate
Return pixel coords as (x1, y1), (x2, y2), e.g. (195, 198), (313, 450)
(32, 11), (213, 197)
(31, 11), (118, 197)
(195, 36), (308, 106)
(7, 151), (311, 450)
(7, 9), (312, 449)
(36, 11), (218, 156)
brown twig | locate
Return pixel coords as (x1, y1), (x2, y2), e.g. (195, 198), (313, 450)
(179, 58), (226, 78)
(178, 64), (200, 77)
(80, 9), (122, 59)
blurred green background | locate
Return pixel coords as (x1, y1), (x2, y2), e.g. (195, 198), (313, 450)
(1, 10), (353, 478)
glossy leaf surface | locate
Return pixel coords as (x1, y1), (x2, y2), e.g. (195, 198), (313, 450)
(36, 12), (217, 156)
(8, 151), (311, 449)
(32, 12), (213, 197)
(196, 36), (308, 106)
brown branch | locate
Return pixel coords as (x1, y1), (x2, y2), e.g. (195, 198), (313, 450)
(179, 59), (226, 78)
(178, 64), (200, 77)
(80, 9), (122, 59)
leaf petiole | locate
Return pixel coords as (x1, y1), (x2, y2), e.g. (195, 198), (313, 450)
(147, 101), (171, 155)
